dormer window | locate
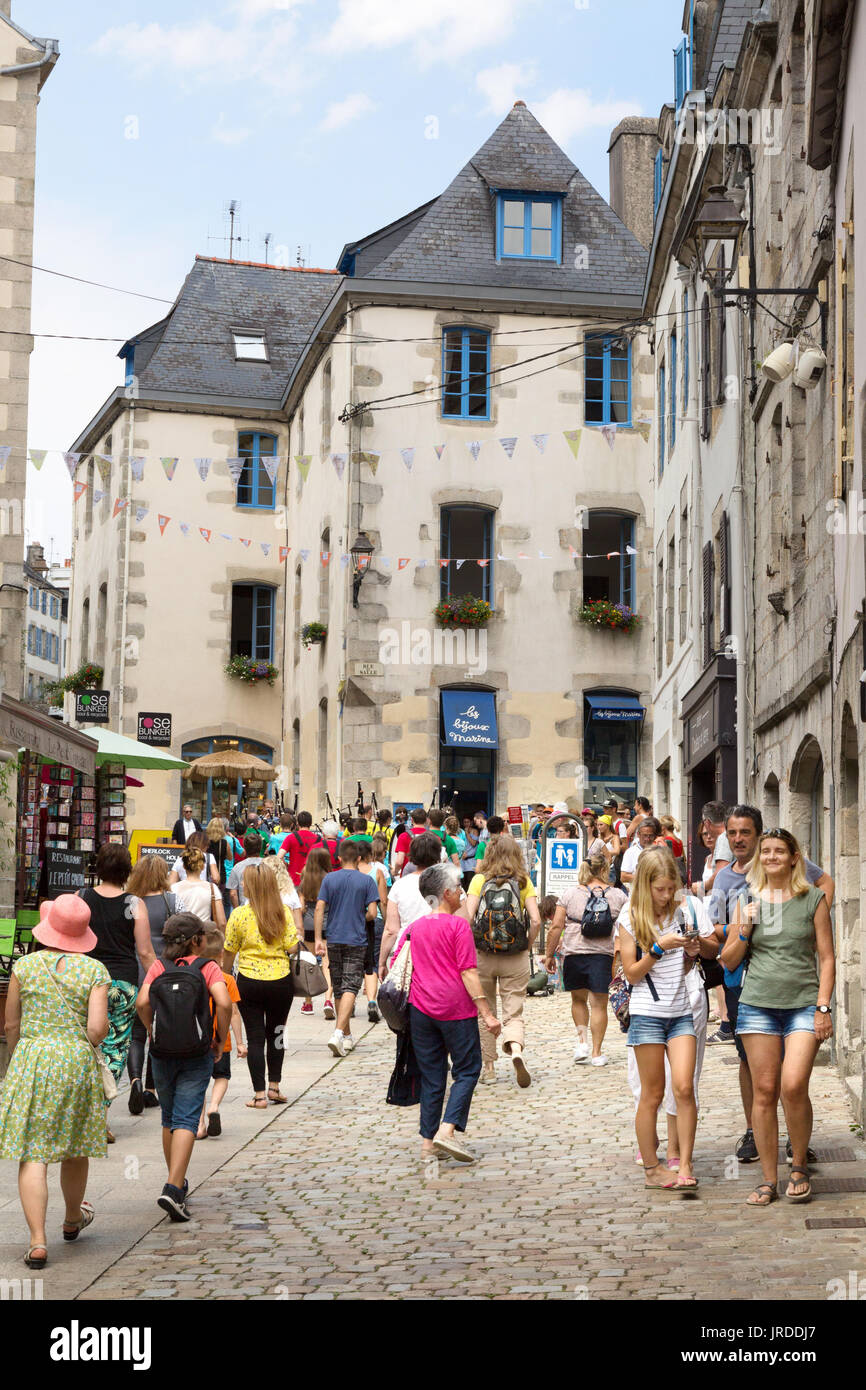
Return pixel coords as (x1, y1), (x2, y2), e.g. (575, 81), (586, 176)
(496, 193), (561, 262)
(233, 330), (269, 362)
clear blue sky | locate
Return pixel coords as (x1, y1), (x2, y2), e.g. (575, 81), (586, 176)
(21, 0), (684, 558)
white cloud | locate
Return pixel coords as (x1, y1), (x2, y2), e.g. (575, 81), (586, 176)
(476, 62), (537, 117)
(533, 88), (643, 145)
(320, 0), (532, 62)
(91, 14), (303, 88)
(320, 92), (376, 132)
(211, 113), (252, 146)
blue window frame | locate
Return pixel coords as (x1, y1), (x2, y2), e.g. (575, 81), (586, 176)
(584, 334), (632, 427)
(658, 361), (666, 474)
(496, 193), (562, 262)
(27, 625), (33, 653)
(683, 290), (689, 406)
(40, 591), (46, 614)
(236, 432), (277, 510)
(442, 327), (490, 420)
(674, 37), (689, 110)
(653, 148), (665, 218)
(583, 512), (636, 609)
(28, 586), (37, 609)
(669, 331), (677, 453)
(34, 628), (42, 658)
(231, 583), (275, 661)
(440, 506), (493, 605)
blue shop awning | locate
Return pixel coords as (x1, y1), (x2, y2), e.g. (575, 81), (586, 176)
(585, 694), (646, 722)
(441, 691), (498, 748)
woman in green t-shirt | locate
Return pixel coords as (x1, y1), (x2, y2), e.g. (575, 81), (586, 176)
(721, 828), (834, 1208)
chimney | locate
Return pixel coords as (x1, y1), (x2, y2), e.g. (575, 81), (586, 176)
(26, 542), (47, 574)
(607, 117), (660, 249)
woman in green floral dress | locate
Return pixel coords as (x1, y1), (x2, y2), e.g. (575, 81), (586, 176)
(0, 894), (110, 1269)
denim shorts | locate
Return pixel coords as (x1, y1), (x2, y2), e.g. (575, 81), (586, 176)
(151, 1052), (215, 1133)
(736, 1002), (816, 1038)
(627, 1013), (696, 1047)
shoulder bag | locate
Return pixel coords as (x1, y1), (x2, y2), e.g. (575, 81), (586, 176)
(378, 930), (413, 1033)
(38, 954), (118, 1101)
(289, 945), (328, 997)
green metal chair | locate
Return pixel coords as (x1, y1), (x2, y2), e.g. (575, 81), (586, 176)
(15, 909), (39, 956)
(0, 917), (17, 978)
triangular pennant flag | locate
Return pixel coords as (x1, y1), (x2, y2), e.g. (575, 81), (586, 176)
(220, 533), (233, 542)
(606, 550), (620, 560)
(433, 444), (446, 460)
(340, 554), (349, 569)
(279, 546), (290, 564)
(531, 434), (548, 453)
(179, 522), (190, 537)
(261, 455), (279, 486)
(28, 449), (47, 469)
(199, 528), (212, 542)
(466, 441), (481, 461)
(299, 549), (310, 563)
(563, 428), (582, 460)
(161, 456), (178, 481)
(72, 480), (88, 502)
(366, 451), (380, 475)
(331, 452), (347, 480)
(357, 554), (371, 570)
(0, 445), (11, 467)
(239, 538), (251, 548)
(455, 559), (466, 570)
(63, 452), (81, 479)
(227, 456), (245, 485)
(517, 551), (530, 559)
(135, 506), (148, 523)
(261, 542), (271, 557)
(112, 497), (128, 518)
(295, 454), (312, 483)
(397, 557), (410, 570)
(321, 551), (331, 566)
(93, 489), (105, 504)
(379, 556), (391, 568)
(158, 514), (170, 535)
(129, 456), (145, 482)
(400, 448), (415, 471)
(496, 552), (508, 561)
(601, 423), (617, 450)
(96, 455), (112, 482)
(195, 457), (212, 482)
(439, 558), (449, 569)
(569, 545), (578, 559)
(477, 559), (490, 568)
(635, 420), (651, 443)
(626, 545), (637, 555)
(499, 436), (517, 459)
(417, 559), (428, 569)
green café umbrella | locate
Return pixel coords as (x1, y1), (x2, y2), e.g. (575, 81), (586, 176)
(78, 726), (190, 771)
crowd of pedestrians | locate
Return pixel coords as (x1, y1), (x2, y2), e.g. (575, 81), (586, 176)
(0, 792), (837, 1263)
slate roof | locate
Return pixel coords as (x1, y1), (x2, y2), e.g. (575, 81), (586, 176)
(705, 0), (766, 93)
(341, 103), (647, 300)
(125, 257), (340, 407)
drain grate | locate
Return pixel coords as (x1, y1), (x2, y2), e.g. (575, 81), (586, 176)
(777, 1147), (858, 1163)
(810, 1176), (866, 1194)
(805, 1217), (866, 1229)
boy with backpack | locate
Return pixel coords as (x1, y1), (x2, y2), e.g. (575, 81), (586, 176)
(136, 914), (232, 1221)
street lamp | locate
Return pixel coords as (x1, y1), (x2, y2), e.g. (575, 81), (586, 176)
(691, 185), (745, 286)
(349, 531), (374, 609)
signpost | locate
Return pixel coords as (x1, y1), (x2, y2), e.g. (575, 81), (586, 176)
(544, 838), (583, 892)
(538, 816), (588, 949)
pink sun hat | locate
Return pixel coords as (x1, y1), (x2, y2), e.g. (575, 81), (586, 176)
(33, 894), (97, 954)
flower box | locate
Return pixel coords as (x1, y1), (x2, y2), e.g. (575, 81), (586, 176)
(578, 599), (640, 633)
(46, 661), (104, 708)
(301, 622), (328, 648)
(225, 655), (279, 685)
(434, 595), (492, 629)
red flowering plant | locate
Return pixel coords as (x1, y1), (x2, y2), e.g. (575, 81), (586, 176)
(45, 662), (104, 708)
(578, 599), (640, 633)
(434, 595), (492, 628)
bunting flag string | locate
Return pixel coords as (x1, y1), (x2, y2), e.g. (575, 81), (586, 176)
(161, 456), (178, 481)
(398, 558), (410, 570)
(129, 457), (145, 482)
(72, 480), (88, 502)
(564, 428), (582, 460)
(28, 449), (46, 469)
(195, 457), (212, 482)
(601, 423), (617, 451)
(433, 444), (446, 460)
(499, 437), (517, 459)
(135, 505), (148, 523)
(299, 549), (310, 562)
(92, 489), (105, 504)
(295, 454), (312, 484)
(531, 433), (548, 453)
(220, 532), (233, 542)
(157, 514), (170, 535)
(331, 452), (347, 480)
(279, 545), (290, 563)
(63, 452), (81, 479)
(200, 528), (212, 542)
(96, 455), (112, 482)
(400, 447), (415, 472)
(466, 441), (481, 461)
(227, 457), (245, 486)
(261, 542), (271, 557)
(321, 551), (331, 566)
(239, 538), (251, 548)
(179, 522), (190, 536)
(261, 455), (279, 487)
(112, 498), (128, 518)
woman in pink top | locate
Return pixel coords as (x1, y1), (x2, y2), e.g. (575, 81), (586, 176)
(407, 864), (501, 1163)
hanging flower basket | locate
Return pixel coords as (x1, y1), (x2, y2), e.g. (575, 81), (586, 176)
(434, 595), (492, 629)
(579, 599), (640, 633)
(301, 622), (328, 648)
(45, 661), (104, 709)
(225, 654), (279, 685)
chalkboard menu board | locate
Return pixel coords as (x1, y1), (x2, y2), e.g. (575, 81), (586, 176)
(44, 848), (88, 898)
(136, 843), (177, 865)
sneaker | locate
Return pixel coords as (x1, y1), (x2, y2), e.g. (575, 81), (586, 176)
(300, 1000), (313, 1015)
(342, 1034), (355, 1052)
(128, 1078), (144, 1115)
(736, 1129), (759, 1163)
(706, 1028), (735, 1045)
(323, 999), (336, 1020)
(511, 1051), (531, 1088)
(157, 1185), (191, 1222)
(367, 1000), (381, 1023)
(432, 1134), (475, 1163)
(327, 1031), (346, 1057)
(589, 1055), (609, 1067)
(479, 1065), (497, 1085)
(785, 1139), (817, 1164)
(573, 1042), (590, 1063)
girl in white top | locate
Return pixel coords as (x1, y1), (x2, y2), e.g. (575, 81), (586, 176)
(168, 830), (219, 887)
(172, 846), (226, 928)
(618, 847), (718, 1191)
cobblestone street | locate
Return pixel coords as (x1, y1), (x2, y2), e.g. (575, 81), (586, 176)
(78, 993), (866, 1302)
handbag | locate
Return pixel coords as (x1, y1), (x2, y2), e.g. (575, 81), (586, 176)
(290, 947), (328, 998)
(378, 930), (413, 1033)
(386, 1026), (421, 1106)
(39, 954), (118, 1101)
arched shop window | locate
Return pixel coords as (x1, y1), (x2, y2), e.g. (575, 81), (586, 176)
(583, 690), (645, 806)
(180, 735), (273, 823)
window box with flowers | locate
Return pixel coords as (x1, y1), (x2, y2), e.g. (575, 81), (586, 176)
(45, 662), (104, 709)
(301, 622), (328, 649)
(225, 655), (279, 685)
(578, 599), (640, 633)
(434, 595), (492, 629)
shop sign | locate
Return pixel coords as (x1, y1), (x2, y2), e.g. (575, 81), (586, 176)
(137, 712), (172, 747)
(0, 699), (96, 775)
(136, 843), (178, 864)
(44, 847), (88, 898)
(440, 691), (498, 748)
(687, 702), (714, 766)
(76, 690), (110, 723)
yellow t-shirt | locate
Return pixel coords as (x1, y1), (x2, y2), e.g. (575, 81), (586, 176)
(224, 903), (299, 981)
(468, 873), (537, 911)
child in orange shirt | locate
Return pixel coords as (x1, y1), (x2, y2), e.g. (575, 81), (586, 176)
(197, 928), (246, 1138)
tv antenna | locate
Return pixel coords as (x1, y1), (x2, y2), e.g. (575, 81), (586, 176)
(263, 231), (272, 264)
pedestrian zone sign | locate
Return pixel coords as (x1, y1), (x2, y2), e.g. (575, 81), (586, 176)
(545, 838), (582, 890)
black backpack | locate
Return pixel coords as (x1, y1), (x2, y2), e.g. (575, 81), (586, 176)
(581, 886), (615, 939)
(149, 957), (213, 1060)
(474, 876), (528, 954)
